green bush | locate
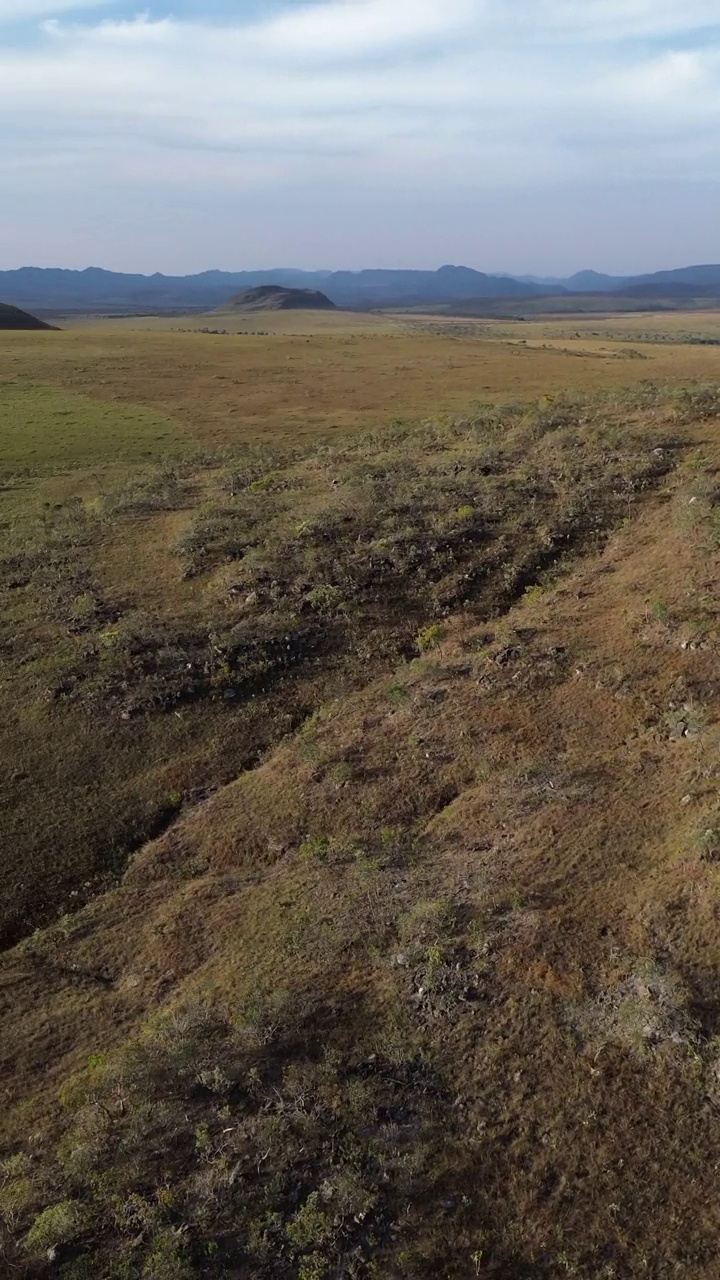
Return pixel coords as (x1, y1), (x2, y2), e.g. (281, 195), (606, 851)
(26, 1200), (85, 1253)
(416, 624), (447, 653)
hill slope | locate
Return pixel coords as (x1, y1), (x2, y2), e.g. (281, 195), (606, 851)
(4, 385), (720, 1275)
(0, 302), (54, 330)
(221, 284), (337, 312)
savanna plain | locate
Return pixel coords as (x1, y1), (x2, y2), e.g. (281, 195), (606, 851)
(3, 308), (720, 1277)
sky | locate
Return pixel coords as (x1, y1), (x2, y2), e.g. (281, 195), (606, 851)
(1, 0), (720, 276)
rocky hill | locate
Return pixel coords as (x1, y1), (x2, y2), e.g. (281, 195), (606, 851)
(221, 285), (337, 312)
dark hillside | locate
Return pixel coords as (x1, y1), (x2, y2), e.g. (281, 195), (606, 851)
(0, 302), (55, 330)
(222, 285), (337, 312)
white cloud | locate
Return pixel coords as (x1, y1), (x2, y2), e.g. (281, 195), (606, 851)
(1, 0), (720, 256)
(524, 0), (720, 41)
(255, 0), (477, 58)
(0, 0), (112, 18)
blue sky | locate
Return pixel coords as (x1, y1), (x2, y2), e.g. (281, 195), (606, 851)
(2, 0), (720, 275)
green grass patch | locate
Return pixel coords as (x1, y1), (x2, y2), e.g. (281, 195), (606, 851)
(0, 382), (187, 476)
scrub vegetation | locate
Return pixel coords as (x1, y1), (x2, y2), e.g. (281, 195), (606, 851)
(3, 314), (720, 1276)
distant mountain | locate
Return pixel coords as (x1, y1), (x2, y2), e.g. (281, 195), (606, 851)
(637, 264), (720, 288)
(222, 285), (336, 312)
(564, 270), (631, 292)
(0, 267), (245, 313)
(0, 264), (566, 315)
(0, 302), (55, 330)
(515, 265), (720, 297)
(323, 266), (566, 307)
(1, 262), (720, 315)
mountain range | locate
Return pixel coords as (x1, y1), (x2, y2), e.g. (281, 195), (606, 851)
(3, 262), (720, 315)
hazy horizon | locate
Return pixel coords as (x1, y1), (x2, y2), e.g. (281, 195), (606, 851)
(2, 1), (720, 275)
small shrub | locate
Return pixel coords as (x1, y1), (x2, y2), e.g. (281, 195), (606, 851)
(298, 1256), (327, 1280)
(399, 897), (456, 948)
(68, 592), (99, 627)
(26, 1200), (85, 1253)
(648, 597), (670, 622)
(699, 828), (720, 860)
(387, 682), (410, 705)
(299, 835), (331, 862)
(329, 761), (353, 785)
(286, 1191), (334, 1250)
(416, 624), (447, 654)
(249, 472), (282, 493)
(305, 584), (345, 614)
(105, 466), (187, 517)
(672, 385), (720, 424)
(142, 1227), (193, 1280)
(0, 1174), (34, 1228)
(1, 1153), (32, 1180)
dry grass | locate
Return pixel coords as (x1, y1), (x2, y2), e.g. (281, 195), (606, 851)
(0, 386), (685, 947)
(4, 314), (720, 455)
(4, 317), (720, 1276)
(59, 308), (400, 336)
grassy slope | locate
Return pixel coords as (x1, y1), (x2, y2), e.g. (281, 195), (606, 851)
(3, 320), (720, 1275)
(1, 383), (681, 945)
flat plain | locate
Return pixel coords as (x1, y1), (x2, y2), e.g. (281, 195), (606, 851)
(3, 309), (720, 1277)
(6, 309), (720, 458)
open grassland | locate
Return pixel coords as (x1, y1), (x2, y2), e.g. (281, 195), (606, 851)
(4, 316), (720, 1276)
(85, 309), (402, 335)
(409, 306), (720, 360)
(497, 306), (720, 346)
(5, 313), (720, 458)
(486, 308), (720, 351)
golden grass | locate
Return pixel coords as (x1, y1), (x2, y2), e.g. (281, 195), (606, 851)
(3, 312), (720, 463)
(60, 307), (400, 336)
